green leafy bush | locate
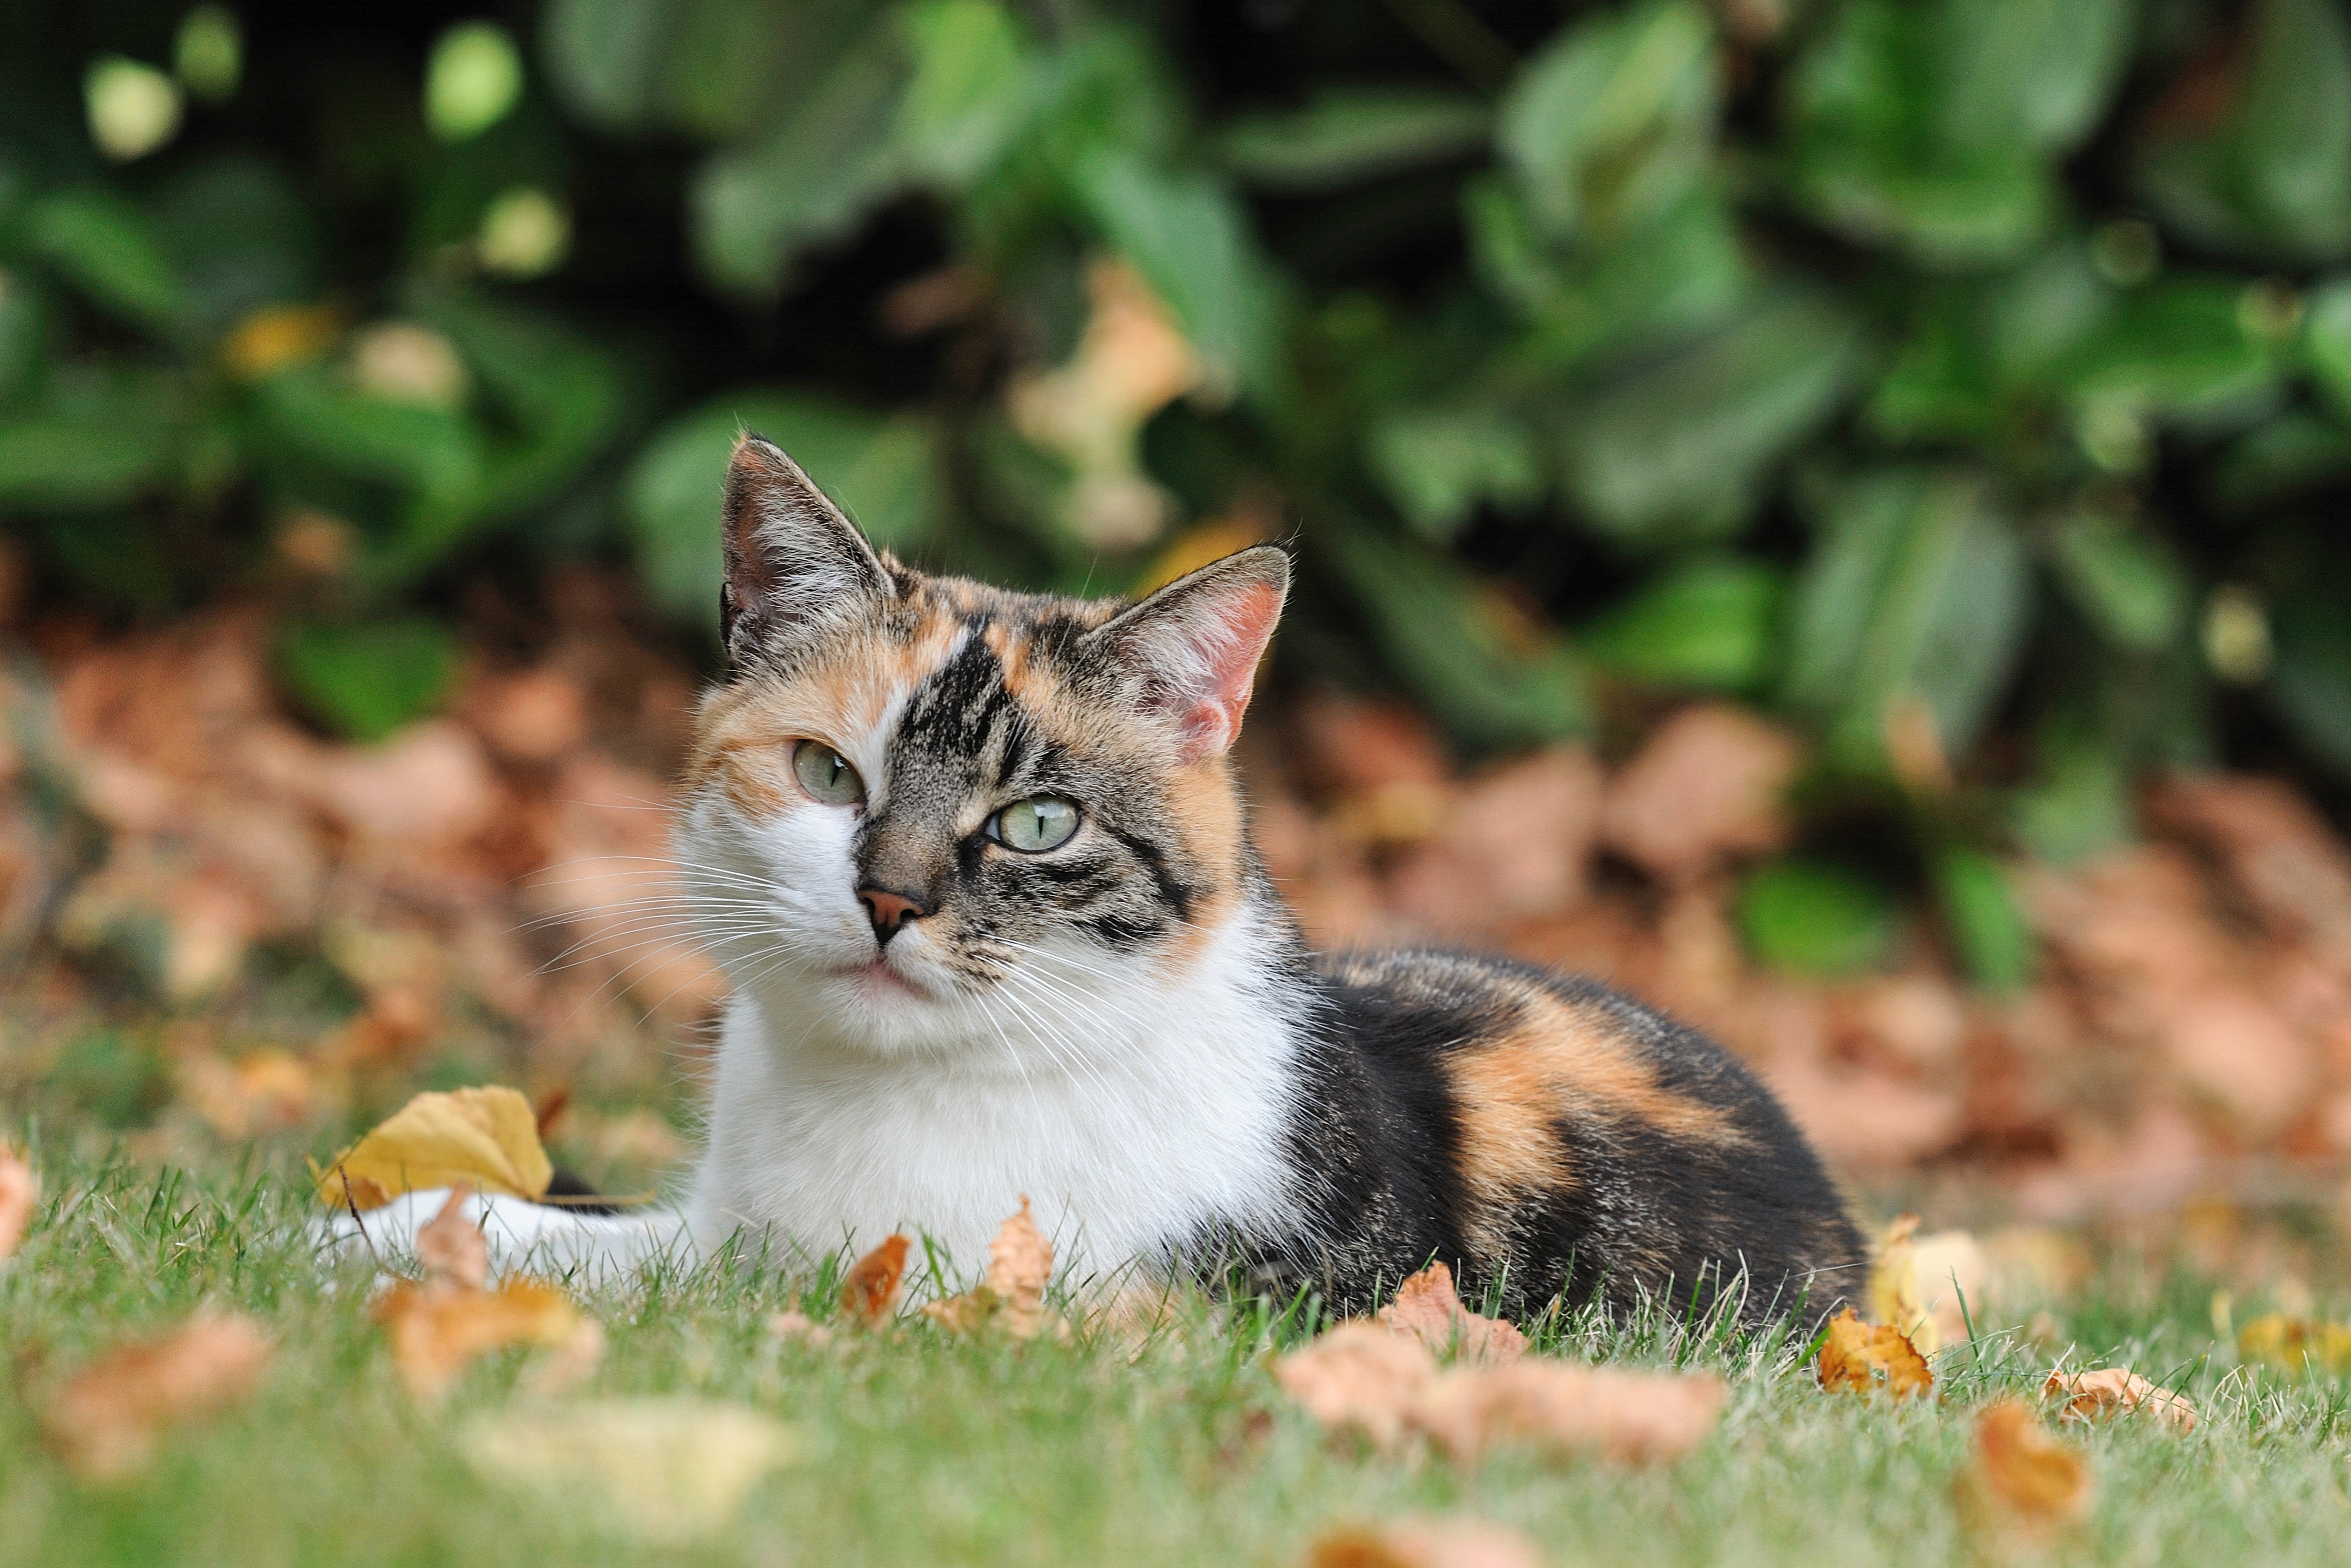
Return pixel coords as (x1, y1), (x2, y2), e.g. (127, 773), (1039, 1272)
(5, 0), (2350, 977)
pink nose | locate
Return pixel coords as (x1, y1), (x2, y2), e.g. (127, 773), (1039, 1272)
(857, 888), (927, 945)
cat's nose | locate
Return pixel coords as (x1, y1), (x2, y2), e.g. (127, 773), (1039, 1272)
(857, 886), (930, 946)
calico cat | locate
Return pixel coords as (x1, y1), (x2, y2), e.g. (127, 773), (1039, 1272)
(332, 434), (1864, 1324)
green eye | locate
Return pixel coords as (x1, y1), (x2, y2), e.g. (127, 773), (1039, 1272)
(995, 796), (1080, 853)
(791, 741), (864, 805)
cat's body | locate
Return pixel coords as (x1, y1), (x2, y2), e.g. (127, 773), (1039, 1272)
(330, 435), (1863, 1323)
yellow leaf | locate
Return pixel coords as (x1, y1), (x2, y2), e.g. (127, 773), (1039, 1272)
(2237, 1312), (2351, 1375)
(1867, 1212), (1985, 1354)
(459, 1398), (801, 1544)
(313, 1086), (552, 1211)
(1817, 1308), (1934, 1398)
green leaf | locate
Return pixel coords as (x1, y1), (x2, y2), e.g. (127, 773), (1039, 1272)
(0, 417), (174, 509)
(1931, 845), (2034, 991)
(2013, 728), (2131, 863)
(1497, 0), (1719, 243)
(2208, 408), (2351, 513)
(893, 0), (1039, 187)
(1736, 858), (1904, 977)
(1069, 153), (1285, 406)
(1936, 0), (2136, 154)
(1582, 556), (1784, 691)
(2136, 0), (2351, 265)
(2303, 274), (2351, 421)
(1219, 88), (1489, 193)
(2046, 510), (2189, 651)
(1363, 404), (1542, 541)
(2271, 584), (2351, 776)
(689, 22), (909, 296)
(625, 391), (942, 627)
(1784, 468), (2034, 767)
(2062, 276), (2278, 427)
(1321, 525), (1589, 748)
(253, 368), (485, 500)
(1554, 291), (1866, 544)
(21, 190), (187, 336)
(539, 0), (679, 129)
(0, 270), (46, 400)
(276, 617), (460, 742)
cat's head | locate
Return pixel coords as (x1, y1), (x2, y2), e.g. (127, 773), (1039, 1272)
(676, 434), (1288, 1058)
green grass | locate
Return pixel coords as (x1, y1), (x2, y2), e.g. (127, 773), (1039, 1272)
(9, 1150), (2351, 1567)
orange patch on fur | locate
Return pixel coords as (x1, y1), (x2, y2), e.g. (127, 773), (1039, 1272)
(1447, 984), (1744, 1264)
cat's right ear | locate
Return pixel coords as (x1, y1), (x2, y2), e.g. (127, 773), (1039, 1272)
(720, 433), (895, 663)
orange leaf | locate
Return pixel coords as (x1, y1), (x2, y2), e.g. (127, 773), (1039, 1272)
(1375, 1262), (1525, 1365)
(414, 1187), (488, 1290)
(1962, 1397), (2092, 1535)
(0, 1146), (35, 1265)
(1272, 1321), (1437, 1450)
(1410, 1360), (1724, 1464)
(1308, 1518), (1545, 1568)
(922, 1197), (1059, 1339)
(839, 1234), (911, 1327)
(373, 1277), (579, 1400)
(2043, 1367), (2198, 1434)
(1818, 1308), (1934, 1398)
(41, 1311), (274, 1480)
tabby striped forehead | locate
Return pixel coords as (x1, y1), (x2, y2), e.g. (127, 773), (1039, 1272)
(688, 568), (1250, 952)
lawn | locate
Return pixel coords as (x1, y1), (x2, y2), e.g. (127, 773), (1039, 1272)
(7, 1149), (2351, 1568)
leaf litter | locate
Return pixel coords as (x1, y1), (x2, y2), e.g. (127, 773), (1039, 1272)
(924, 1196), (1062, 1339)
(39, 1311), (275, 1480)
(2043, 1367), (2198, 1433)
(1307, 1517), (1545, 1568)
(0, 1145), (35, 1264)
(315, 1086), (554, 1211)
(1817, 1309), (1934, 1399)
(370, 1189), (596, 1400)
(1958, 1397), (2093, 1540)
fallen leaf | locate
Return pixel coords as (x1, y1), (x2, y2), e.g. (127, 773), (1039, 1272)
(460, 1398), (801, 1544)
(1409, 1361), (1724, 1464)
(1960, 1397), (2092, 1536)
(924, 1196), (1058, 1338)
(2237, 1312), (2351, 1375)
(315, 1086), (554, 1211)
(373, 1277), (580, 1400)
(1599, 703), (1801, 882)
(525, 1316), (608, 1396)
(1818, 1308), (1934, 1398)
(1307, 1518), (1545, 1568)
(41, 1311), (274, 1480)
(2042, 1368), (2198, 1434)
(1374, 1263), (1526, 1365)
(1272, 1321), (1437, 1450)
(766, 1310), (834, 1348)
(839, 1234), (911, 1328)
(413, 1187), (488, 1290)
(0, 1146), (35, 1264)
(1867, 1214), (1987, 1354)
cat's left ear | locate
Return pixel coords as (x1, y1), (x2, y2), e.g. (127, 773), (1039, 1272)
(1088, 545), (1288, 761)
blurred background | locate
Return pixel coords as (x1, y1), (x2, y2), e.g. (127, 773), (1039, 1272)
(3, 0), (2350, 1264)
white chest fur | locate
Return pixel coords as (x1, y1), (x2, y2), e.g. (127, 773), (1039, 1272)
(685, 910), (1308, 1281)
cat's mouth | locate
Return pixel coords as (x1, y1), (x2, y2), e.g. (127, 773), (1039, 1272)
(835, 957), (929, 1000)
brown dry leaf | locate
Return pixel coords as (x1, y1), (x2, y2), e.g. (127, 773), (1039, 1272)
(459, 1398), (801, 1544)
(314, 1086), (554, 1211)
(1867, 1213), (1987, 1354)
(373, 1277), (580, 1400)
(1409, 1361), (1725, 1465)
(1272, 1321), (1437, 1450)
(42, 1311), (274, 1480)
(1818, 1308), (1934, 1398)
(0, 1145), (35, 1264)
(917, 1197), (1066, 1338)
(1962, 1397), (2092, 1536)
(2043, 1368), (2197, 1434)
(839, 1234), (911, 1328)
(767, 1310), (834, 1348)
(1374, 1262), (1527, 1365)
(414, 1187), (489, 1290)
(1307, 1518), (1545, 1568)
(1599, 703), (1802, 881)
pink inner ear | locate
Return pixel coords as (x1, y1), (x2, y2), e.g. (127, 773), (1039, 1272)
(1170, 581), (1282, 761)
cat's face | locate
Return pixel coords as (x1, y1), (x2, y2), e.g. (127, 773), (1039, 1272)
(675, 435), (1286, 1060)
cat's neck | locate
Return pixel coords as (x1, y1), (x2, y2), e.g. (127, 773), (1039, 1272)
(687, 893), (1315, 1271)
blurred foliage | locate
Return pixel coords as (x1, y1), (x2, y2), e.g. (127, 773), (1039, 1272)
(5, 0), (2351, 980)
